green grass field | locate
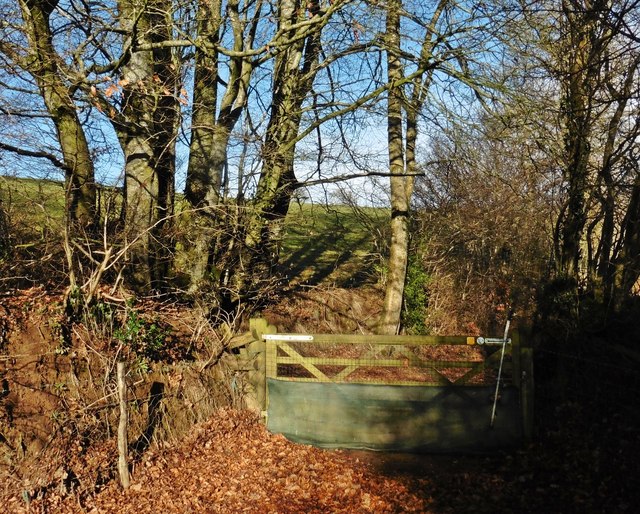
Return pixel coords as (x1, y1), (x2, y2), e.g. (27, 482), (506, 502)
(0, 176), (66, 233)
(281, 202), (388, 286)
(0, 176), (389, 287)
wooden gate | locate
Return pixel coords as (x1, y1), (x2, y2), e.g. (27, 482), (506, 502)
(234, 319), (533, 452)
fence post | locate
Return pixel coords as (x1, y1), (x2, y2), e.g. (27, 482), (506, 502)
(117, 361), (130, 489)
(511, 329), (521, 389)
(520, 346), (534, 443)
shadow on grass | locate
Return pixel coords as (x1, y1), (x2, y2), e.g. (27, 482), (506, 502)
(280, 203), (387, 288)
(281, 230), (375, 288)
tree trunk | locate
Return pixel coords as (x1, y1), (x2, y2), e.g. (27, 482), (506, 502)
(378, 0), (410, 335)
(117, 0), (179, 291)
(596, 56), (639, 304)
(18, 0), (96, 231)
(557, 0), (599, 283)
(185, 1), (223, 293)
(613, 177), (640, 306)
(377, 0), (445, 334)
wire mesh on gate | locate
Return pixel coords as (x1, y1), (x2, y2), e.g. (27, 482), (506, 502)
(266, 335), (506, 386)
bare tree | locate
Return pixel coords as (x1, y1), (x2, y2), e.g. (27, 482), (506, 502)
(235, 0), (328, 302)
(182, 0), (358, 311)
(16, 0), (97, 232)
(378, 0), (506, 333)
(550, 0), (640, 306)
(112, 0), (181, 291)
(184, 0), (260, 293)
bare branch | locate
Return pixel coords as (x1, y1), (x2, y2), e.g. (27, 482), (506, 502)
(0, 141), (68, 171)
(299, 170), (427, 189)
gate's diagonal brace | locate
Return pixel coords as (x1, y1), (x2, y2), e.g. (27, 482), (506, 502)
(452, 348), (507, 385)
(333, 345), (382, 381)
(272, 341), (329, 382)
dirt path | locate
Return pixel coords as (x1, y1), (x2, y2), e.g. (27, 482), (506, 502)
(0, 410), (585, 513)
(1, 406), (637, 513)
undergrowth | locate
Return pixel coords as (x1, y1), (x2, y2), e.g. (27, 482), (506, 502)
(0, 291), (245, 505)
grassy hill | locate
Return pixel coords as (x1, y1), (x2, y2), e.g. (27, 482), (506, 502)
(0, 176), (389, 288)
(0, 176), (65, 232)
(281, 201), (388, 287)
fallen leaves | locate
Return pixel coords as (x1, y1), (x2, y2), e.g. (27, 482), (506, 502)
(9, 409), (439, 513)
(2, 404), (639, 513)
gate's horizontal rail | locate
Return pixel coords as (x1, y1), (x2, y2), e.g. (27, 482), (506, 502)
(265, 376), (495, 387)
(275, 356), (482, 368)
(264, 333), (484, 345)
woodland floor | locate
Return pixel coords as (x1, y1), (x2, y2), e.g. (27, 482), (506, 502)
(1, 407), (637, 514)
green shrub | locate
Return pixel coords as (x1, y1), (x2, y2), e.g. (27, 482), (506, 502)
(402, 255), (430, 335)
(114, 306), (171, 364)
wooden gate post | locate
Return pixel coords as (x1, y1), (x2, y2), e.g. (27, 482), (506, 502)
(511, 330), (521, 389)
(512, 330), (534, 443)
(248, 318), (277, 414)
